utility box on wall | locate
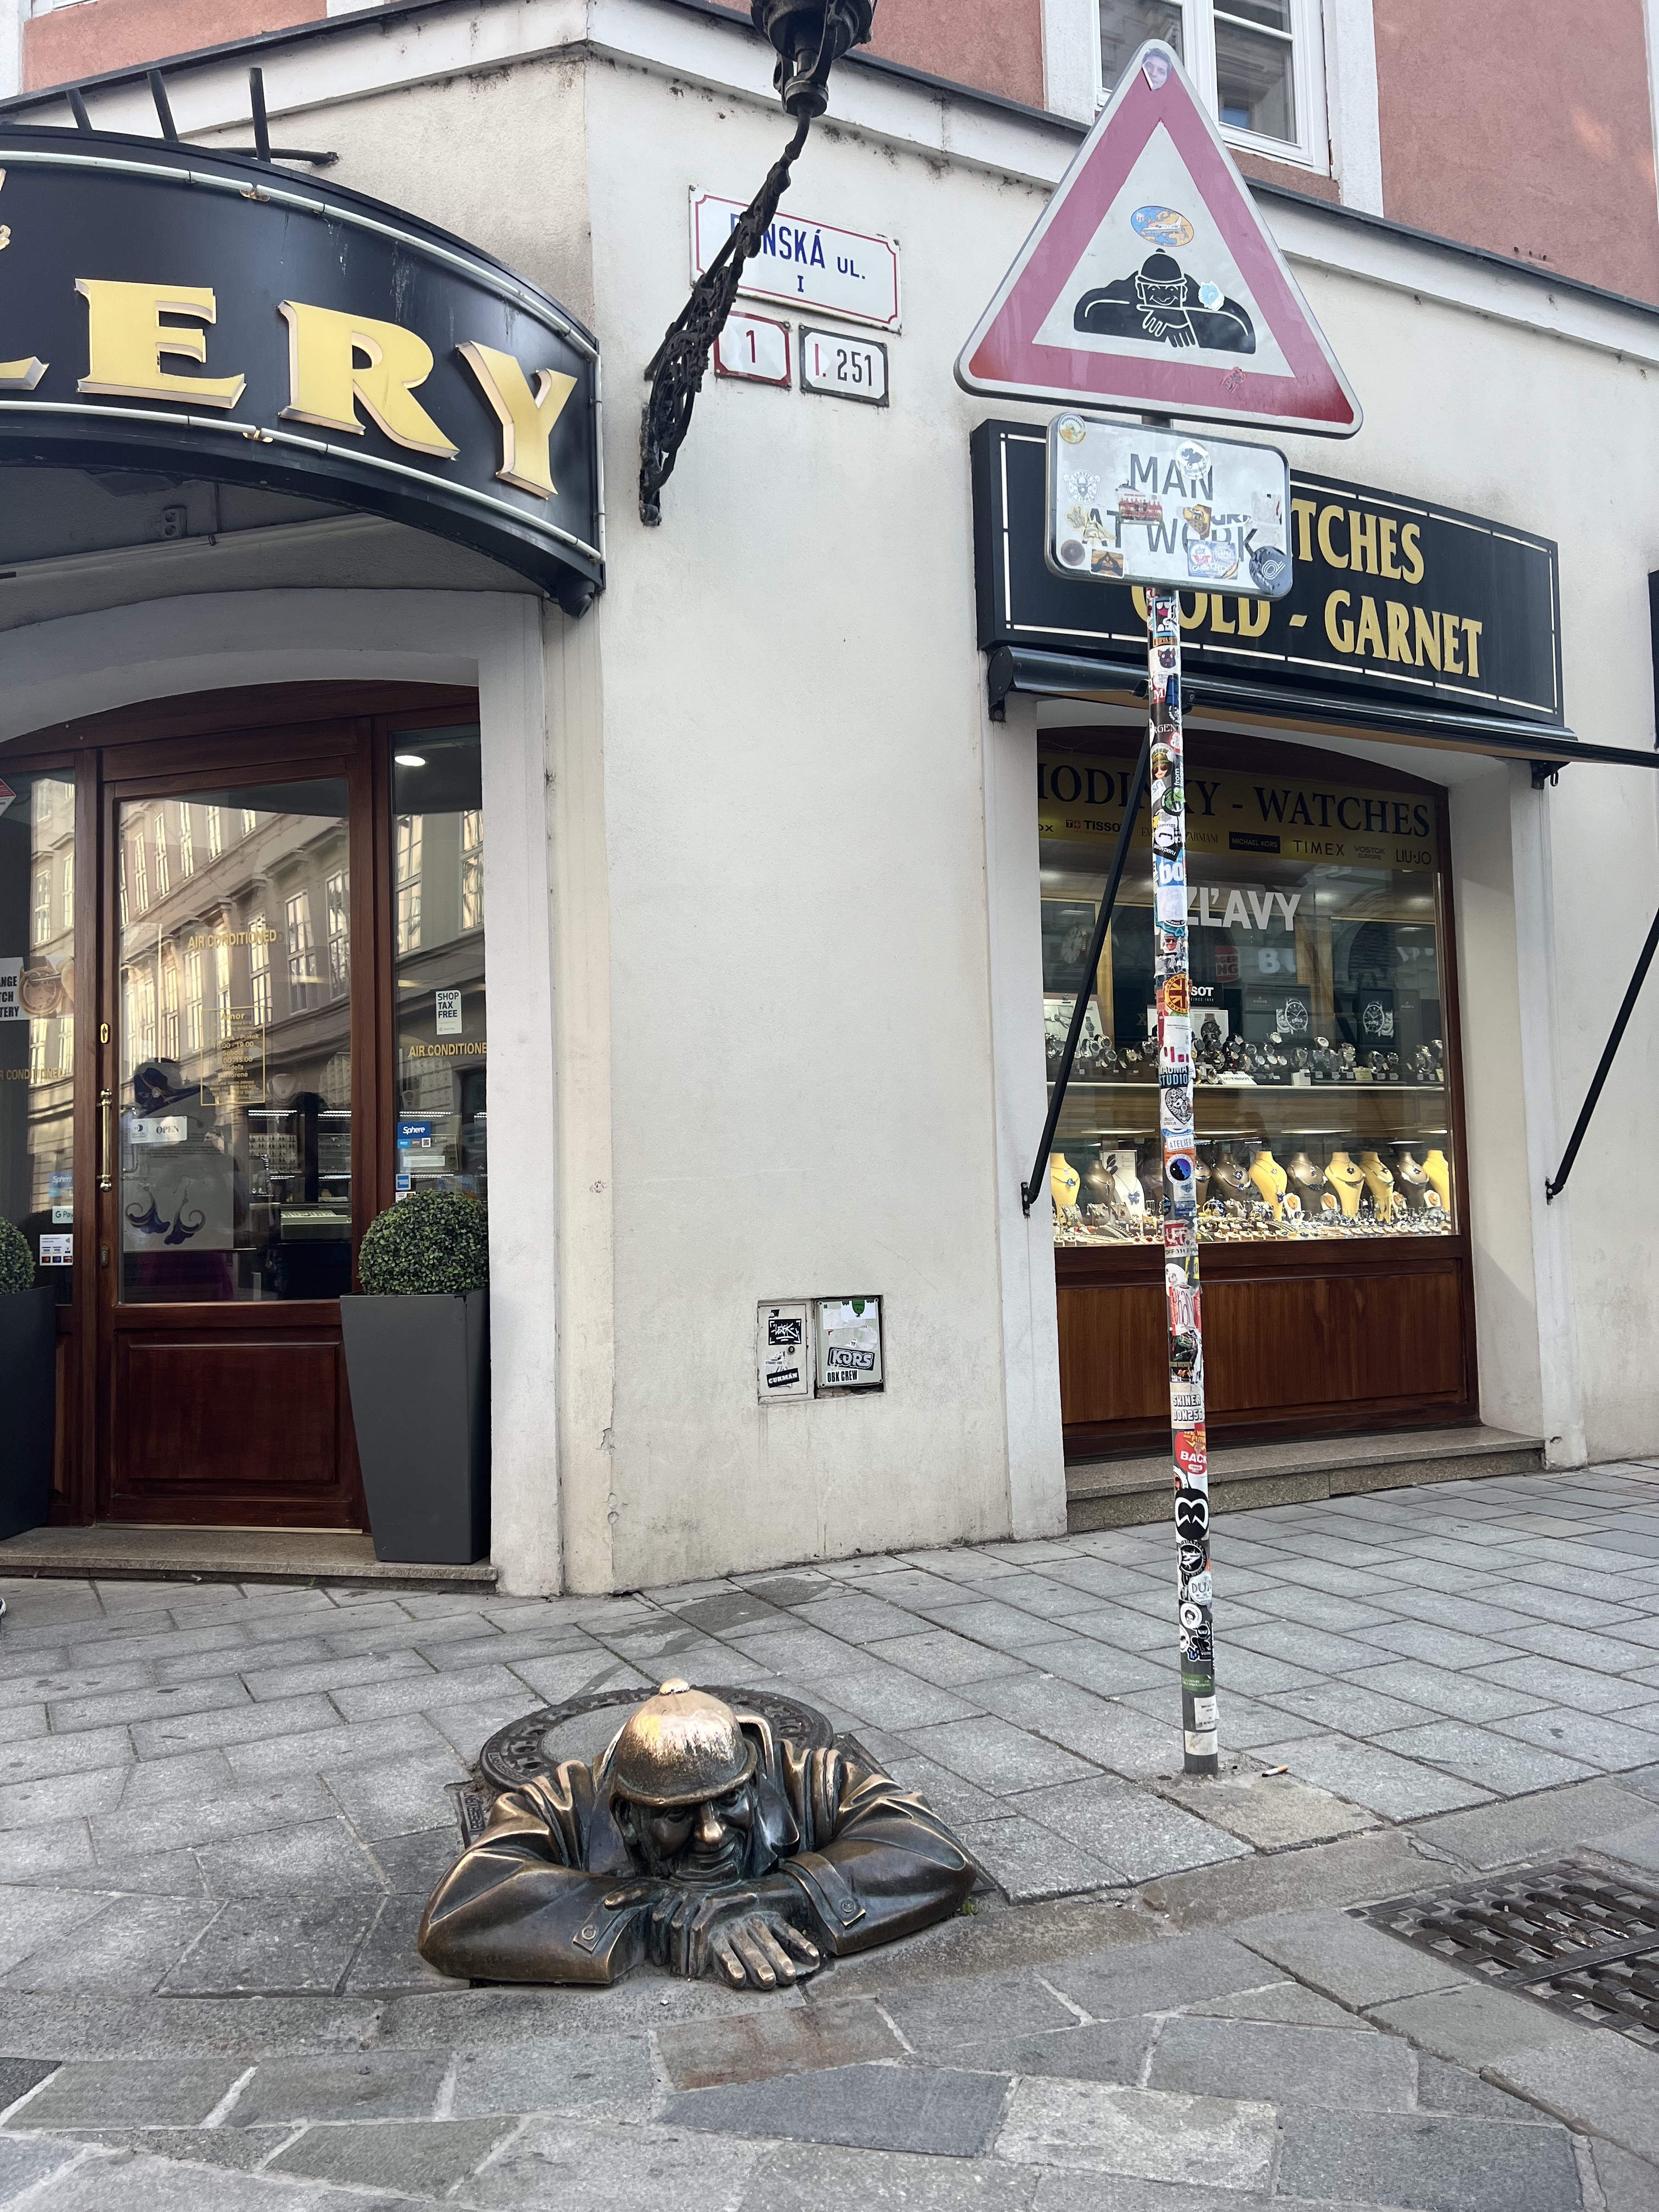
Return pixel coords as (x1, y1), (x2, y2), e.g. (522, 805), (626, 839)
(757, 1297), (884, 1402)
(815, 1297), (884, 1393)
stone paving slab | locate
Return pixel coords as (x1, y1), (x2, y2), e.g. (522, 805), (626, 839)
(1275, 2107), (1583, 2212)
(661, 2063), (1014, 2158)
(993, 2078), (1277, 2190)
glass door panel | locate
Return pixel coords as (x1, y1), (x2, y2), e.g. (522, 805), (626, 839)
(0, 770), (76, 1297)
(115, 778), (354, 1303)
(391, 729), (487, 1200)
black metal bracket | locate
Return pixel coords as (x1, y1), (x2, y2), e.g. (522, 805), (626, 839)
(1530, 760), (1562, 789)
(64, 66), (334, 164)
(637, 1), (875, 526)
(637, 111), (812, 528)
(1020, 723), (1151, 1216)
(1545, 901), (1659, 1200)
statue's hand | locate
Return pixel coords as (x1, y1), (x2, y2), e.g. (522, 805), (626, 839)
(707, 1906), (821, 1991)
(622, 1882), (819, 1988)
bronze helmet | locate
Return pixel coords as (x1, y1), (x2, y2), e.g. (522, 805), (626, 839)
(605, 1680), (758, 1808)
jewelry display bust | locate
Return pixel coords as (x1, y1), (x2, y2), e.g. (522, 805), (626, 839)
(1358, 1149), (1397, 1220)
(1248, 1147), (1288, 1219)
(419, 1681), (974, 1989)
(1422, 1148), (1452, 1211)
(1049, 1154), (1081, 1214)
(1394, 1148), (1432, 1212)
(1324, 1150), (1365, 1218)
(1287, 1151), (1324, 1211)
(1210, 1152), (1253, 1207)
(1107, 1149), (1146, 1214)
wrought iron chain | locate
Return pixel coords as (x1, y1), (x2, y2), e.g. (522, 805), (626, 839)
(638, 113), (812, 526)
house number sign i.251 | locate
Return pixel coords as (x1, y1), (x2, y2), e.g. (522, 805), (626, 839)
(799, 328), (888, 405)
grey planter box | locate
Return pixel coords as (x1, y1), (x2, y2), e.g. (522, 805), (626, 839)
(340, 1288), (489, 1565)
(0, 1284), (55, 1542)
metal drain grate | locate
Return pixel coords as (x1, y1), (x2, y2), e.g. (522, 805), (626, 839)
(1357, 1861), (1659, 2046)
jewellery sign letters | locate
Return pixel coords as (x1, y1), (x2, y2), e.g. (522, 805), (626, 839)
(0, 127), (602, 602)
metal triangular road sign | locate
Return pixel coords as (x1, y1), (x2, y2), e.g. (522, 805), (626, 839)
(957, 40), (1360, 437)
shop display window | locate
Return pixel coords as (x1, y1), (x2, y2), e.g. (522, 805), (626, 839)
(1040, 736), (1457, 1244)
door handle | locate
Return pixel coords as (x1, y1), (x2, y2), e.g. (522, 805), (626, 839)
(99, 1088), (113, 1191)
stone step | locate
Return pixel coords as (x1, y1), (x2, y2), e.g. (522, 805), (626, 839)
(1066, 1423), (1547, 1532)
(0, 1521), (498, 1593)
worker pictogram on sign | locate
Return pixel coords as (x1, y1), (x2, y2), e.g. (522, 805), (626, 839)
(956, 41), (1359, 437)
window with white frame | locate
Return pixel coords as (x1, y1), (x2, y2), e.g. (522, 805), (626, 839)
(1098, 0), (1324, 167)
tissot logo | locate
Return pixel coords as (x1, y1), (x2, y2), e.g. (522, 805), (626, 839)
(0, 129), (601, 602)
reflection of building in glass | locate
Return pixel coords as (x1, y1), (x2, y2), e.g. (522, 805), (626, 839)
(249, 917), (272, 1026)
(114, 786), (357, 1305)
(286, 890), (319, 1012)
(396, 817), (422, 952)
(327, 870), (350, 995)
(393, 732), (489, 1199)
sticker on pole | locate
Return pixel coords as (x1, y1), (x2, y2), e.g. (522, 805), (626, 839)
(1048, 416), (1291, 595)
(955, 40), (1359, 436)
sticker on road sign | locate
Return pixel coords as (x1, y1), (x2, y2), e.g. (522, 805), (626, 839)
(1048, 416), (1290, 596)
(955, 40), (1358, 435)
(799, 327), (888, 405)
(716, 313), (793, 388)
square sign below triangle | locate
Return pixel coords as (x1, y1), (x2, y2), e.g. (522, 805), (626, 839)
(956, 41), (1360, 437)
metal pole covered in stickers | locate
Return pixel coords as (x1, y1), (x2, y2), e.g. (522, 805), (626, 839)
(1148, 592), (1218, 1777)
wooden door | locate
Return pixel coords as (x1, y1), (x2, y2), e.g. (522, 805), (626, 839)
(95, 724), (382, 1527)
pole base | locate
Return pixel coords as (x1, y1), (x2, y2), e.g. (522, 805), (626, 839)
(1183, 1750), (1220, 1777)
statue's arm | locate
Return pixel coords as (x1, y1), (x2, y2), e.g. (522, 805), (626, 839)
(776, 1754), (977, 1953)
(416, 1776), (651, 1987)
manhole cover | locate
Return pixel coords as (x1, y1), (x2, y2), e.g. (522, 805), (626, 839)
(1357, 1861), (1659, 2046)
(477, 1684), (842, 1799)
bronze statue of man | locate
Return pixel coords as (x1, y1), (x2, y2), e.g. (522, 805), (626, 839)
(419, 1680), (976, 1988)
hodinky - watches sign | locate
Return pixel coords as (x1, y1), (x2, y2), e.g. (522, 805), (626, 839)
(0, 128), (602, 605)
(973, 421), (1562, 725)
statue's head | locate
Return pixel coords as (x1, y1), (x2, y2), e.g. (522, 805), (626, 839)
(607, 1681), (769, 1887)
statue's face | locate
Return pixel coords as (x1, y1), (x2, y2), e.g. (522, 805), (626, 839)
(615, 1779), (766, 1887)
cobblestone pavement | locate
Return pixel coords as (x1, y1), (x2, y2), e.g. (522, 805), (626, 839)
(2, 1464), (1659, 2208)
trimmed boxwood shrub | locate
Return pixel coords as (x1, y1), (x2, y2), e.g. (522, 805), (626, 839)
(358, 1190), (489, 1296)
(0, 1220), (32, 1297)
